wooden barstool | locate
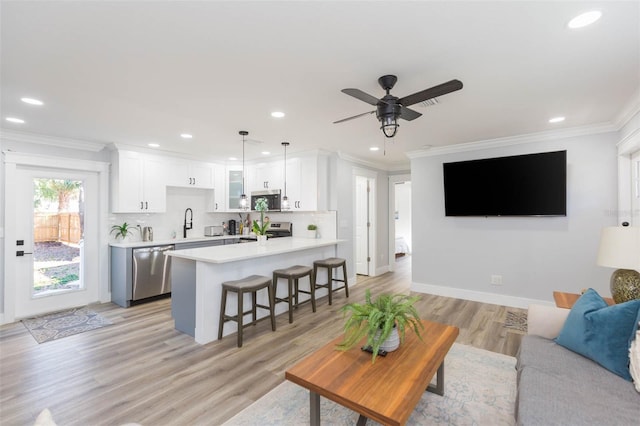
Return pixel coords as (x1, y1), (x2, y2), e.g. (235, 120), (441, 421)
(272, 265), (316, 323)
(313, 257), (348, 305)
(218, 275), (276, 347)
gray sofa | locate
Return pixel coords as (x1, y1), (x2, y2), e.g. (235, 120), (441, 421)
(516, 305), (640, 425)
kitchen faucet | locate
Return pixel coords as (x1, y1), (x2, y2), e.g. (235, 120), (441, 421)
(184, 208), (193, 238)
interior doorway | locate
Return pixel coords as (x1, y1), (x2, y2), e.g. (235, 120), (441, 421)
(354, 169), (376, 276)
(389, 174), (411, 272)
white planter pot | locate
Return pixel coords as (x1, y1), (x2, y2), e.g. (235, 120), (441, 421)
(306, 230), (317, 239)
(377, 326), (400, 352)
(257, 235), (267, 245)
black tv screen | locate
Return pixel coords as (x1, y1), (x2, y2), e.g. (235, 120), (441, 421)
(443, 150), (566, 216)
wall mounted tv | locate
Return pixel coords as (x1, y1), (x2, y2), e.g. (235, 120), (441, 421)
(443, 150), (567, 217)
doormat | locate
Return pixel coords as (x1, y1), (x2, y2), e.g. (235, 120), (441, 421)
(22, 307), (113, 344)
(504, 311), (528, 333)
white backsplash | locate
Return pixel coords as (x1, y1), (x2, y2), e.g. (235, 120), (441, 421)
(109, 186), (337, 242)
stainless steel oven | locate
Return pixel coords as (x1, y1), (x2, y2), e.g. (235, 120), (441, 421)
(251, 189), (282, 211)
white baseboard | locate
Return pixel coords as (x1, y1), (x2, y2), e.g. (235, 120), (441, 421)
(411, 281), (554, 309)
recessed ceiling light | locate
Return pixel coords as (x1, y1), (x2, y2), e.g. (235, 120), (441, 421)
(568, 11), (602, 29)
(5, 117), (25, 124)
(271, 111), (285, 118)
(148, 143), (160, 148)
(229, 157), (238, 161)
(261, 151), (271, 155)
(21, 97), (44, 106)
(370, 146), (380, 151)
(549, 116), (565, 123)
(180, 133), (193, 139)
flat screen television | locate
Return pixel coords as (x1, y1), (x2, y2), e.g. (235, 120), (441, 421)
(443, 150), (567, 217)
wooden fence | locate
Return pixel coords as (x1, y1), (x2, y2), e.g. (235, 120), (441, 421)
(34, 213), (81, 244)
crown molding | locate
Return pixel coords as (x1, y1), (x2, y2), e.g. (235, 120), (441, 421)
(0, 128), (107, 152)
(337, 151), (410, 172)
(615, 88), (640, 130)
(406, 122), (618, 159)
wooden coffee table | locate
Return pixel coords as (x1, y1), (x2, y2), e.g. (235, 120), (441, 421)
(285, 319), (459, 426)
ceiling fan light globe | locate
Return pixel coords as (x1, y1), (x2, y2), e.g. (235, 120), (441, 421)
(381, 115), (399, 138)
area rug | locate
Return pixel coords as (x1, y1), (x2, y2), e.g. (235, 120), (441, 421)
(22, 307), (113, 344)
(504, 311), (528, 333)
(223, 343), (517, 425)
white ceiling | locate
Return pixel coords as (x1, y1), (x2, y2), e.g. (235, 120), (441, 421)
(1, 1), (639, 168)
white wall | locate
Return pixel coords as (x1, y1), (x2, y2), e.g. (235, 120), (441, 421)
(410, 132), (619, 307)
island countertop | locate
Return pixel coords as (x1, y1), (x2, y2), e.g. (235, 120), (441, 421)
(165, 237), (344, 264)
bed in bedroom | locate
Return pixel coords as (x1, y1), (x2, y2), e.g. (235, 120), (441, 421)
(395, 236), (409, 257)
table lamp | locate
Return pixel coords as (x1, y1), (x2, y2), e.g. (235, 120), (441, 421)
(596, 225), (640, 303)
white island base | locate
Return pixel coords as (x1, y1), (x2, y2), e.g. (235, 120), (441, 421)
(166, 238), (343, 345)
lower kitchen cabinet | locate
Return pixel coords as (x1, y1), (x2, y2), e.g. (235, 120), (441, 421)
(110, 239), (226, 307)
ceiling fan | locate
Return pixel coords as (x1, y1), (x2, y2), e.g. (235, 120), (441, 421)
(334, 75), (463, 138)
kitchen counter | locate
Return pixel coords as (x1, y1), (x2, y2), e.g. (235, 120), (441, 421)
(167, 237), (344, 344)
(165, 237), (342, 263)
(109, 235), (232, 248)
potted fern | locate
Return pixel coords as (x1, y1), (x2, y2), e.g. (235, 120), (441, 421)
(110, 222), (138, 240)
(337, 289), (423, 362)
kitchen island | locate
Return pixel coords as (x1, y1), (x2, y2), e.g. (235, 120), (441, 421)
(165, 237), (344, 344)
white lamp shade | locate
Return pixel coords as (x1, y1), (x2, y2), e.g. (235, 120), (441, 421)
(597, 226), (640, 270)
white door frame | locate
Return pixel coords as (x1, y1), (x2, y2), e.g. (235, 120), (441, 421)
(353, 168), (377, 276)
(388, 173), (411, 272)
(3, 151), (110, 324)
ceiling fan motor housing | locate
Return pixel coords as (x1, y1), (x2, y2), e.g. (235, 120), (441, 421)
(376, 94), (400, 121)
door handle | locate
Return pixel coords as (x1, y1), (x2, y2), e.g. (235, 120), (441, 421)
(16, 251), (33, 256)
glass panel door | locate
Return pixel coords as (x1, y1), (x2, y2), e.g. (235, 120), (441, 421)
(32, 178), (84, 297)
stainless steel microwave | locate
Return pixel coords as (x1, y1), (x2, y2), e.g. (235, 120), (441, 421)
(251, 189), (282, 211)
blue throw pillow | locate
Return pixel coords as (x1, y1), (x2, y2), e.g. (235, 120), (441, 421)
(555, 288), (640, 381)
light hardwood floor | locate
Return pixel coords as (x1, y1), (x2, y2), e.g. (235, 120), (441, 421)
(0, 256), (525, 425)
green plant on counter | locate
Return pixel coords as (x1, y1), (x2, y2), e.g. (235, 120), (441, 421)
(252, 197), (270, 236)
(307, 224), (317, 231)
(110, 222), (137, 240)
(337, 289), (423, 363)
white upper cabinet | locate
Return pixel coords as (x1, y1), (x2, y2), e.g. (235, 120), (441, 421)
(111, 150), (168, 213)
(208, 166), (227, 212)
(226, 165), (245, 211)
(273, 152), (329, 211)
(248, 162), (283, 192)
(167, 159), (215, 189)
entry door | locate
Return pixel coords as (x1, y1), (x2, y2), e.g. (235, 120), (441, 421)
(355, 175), (370, 275)
(13, 166), (99, 318)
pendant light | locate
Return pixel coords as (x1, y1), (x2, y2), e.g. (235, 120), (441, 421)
(239, 130), (249, 210)
(281, 141), (290, 210)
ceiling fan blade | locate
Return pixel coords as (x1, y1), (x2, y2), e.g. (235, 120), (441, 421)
(333, 110), (375, 124)
(398, 105), (422, 121)
(398, 79), (463, 107)
(342, 88), (381, 106)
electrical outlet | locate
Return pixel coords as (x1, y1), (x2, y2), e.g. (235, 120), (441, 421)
(491, 275), (503, 285)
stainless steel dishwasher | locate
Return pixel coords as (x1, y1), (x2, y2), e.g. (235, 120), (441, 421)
(132, 245), (174, 301)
